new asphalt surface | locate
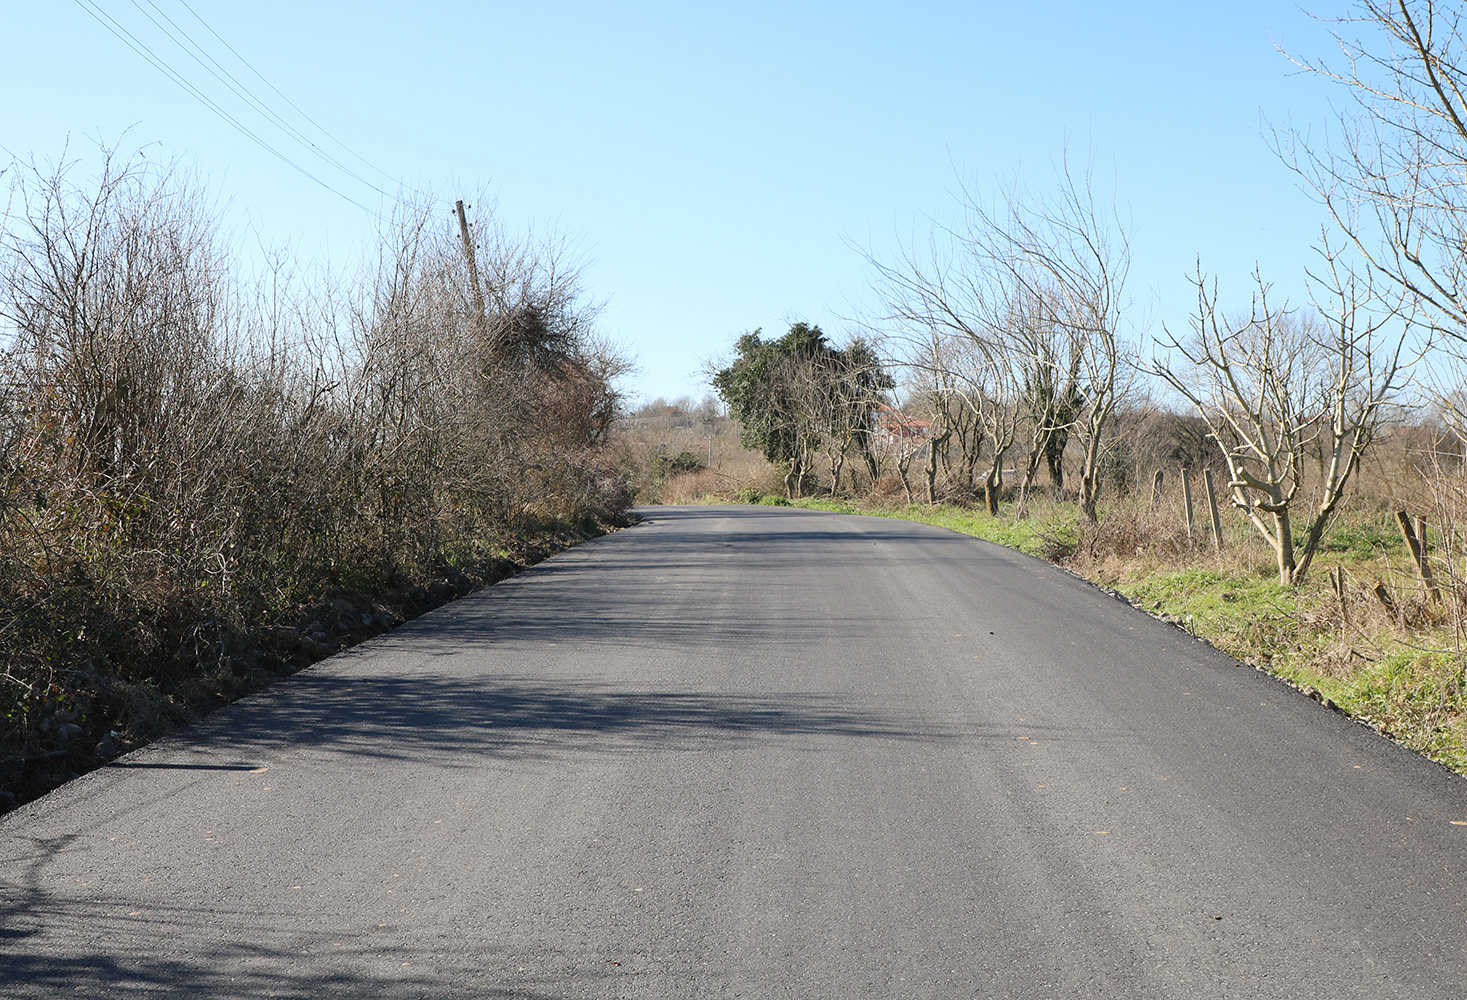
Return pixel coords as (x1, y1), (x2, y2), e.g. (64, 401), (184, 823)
(3, 505), (1467, 998)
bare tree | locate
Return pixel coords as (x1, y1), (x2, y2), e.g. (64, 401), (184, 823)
(889, 343), (960, 505)
(971, 163), (1135, 522)
(909, 331), (1020, 506)
(879, 390), (931, 505)
(1279, 1), (1467, 345)
(1153, 258), (1407, 585)
(800, 336), (888, 495)
(862, 242), (1021, 512)
(1007, 282), (1083, 517)
(862, 157), (1134, 520)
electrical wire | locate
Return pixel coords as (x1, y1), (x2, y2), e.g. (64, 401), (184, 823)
(172, 0), (417, 197)
(132, 0), (404, 204)
(70, 0), (388, 219)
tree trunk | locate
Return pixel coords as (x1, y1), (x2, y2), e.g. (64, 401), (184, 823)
(1044, 428), (1067, 492)
(897, 450), (915, 504)
(862, 444), (879, 487)
(1274, 507), (1296, 586)
(1077, 433), (1103, 522)
(924, 431), (951, 506)
(827, 446), (846, 496)
(1015, 446), (1043, 519)
(1079, 472), (1099, 522)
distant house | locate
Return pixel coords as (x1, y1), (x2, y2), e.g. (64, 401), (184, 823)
(873, 405), (930, 449)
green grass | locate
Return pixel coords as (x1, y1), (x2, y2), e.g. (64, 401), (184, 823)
(795, 498), (1056, 556)
(1306, 511), (1404, 560)
(1118, 568), (1307, 668)
(1274, 648), (1467, 772)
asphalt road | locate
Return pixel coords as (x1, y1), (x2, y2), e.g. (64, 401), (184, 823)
(4, 504), (1467, 998)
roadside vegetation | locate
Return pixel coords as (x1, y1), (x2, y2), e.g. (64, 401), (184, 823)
(626, 3), (1467, 777)
(609, 394), (750, 503)
(0, 149), (633, 810)
(10, 0), (1467, 809)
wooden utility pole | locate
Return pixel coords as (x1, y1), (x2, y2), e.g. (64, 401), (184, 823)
(455, 200), (490, 342)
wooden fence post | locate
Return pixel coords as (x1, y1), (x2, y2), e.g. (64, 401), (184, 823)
(1330, 566), (1350, 626)
(1203, 468), (1223, 552)
(1181, 468), (1196, 539)
(1372, 578), (1400, 622)
(1396, 510), (1442, 603)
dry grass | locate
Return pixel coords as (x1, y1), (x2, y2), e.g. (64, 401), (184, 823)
(611, 398), (783, 503)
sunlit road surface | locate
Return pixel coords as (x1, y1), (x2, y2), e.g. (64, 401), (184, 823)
(4, 505), (1466, 998)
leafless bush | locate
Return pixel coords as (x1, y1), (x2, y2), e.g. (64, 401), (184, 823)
(1115, 407), (1231, 485)
(0, 148), (631, 804)
(1051, 493), (1201, 578)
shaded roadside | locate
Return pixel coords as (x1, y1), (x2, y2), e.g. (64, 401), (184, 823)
(0, 520), (629, 816)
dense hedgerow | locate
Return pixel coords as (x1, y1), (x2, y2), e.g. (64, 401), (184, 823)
(0, 147), (632, 806)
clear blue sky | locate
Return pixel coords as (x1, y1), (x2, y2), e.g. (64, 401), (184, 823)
(3, 2), (1344, 404)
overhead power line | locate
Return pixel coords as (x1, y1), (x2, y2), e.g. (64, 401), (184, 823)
(69, 0), (427, 219)
(172, 0), (410, 194)
(133, 0), (404, 203)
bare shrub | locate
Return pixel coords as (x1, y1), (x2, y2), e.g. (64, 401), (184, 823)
(0, 148), (632, 807)
(1117, 407), (1231, 486)
(1051, 494), (1200, 579)
(660, 468), (727, 504)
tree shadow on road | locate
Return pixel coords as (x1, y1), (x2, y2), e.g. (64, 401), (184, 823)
(0, 834), (592, 1000)
(173, 673), (952, 766)
(0, 675), (949, 999)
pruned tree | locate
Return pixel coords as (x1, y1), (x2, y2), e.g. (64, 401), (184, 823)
(1023, 323), (1085, 495)
(880, 391), (932, 505)
(1153, 257), (1407, 585)
(861, 156), (1134, 520)
(975, 163), (1135, 522)
(1007, 283), (1084, 516)
(1279, 1), (1467, 345)
(901, 331), (1016, 506)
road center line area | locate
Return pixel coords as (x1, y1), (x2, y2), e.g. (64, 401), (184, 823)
(4, 505), (1466, 998)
